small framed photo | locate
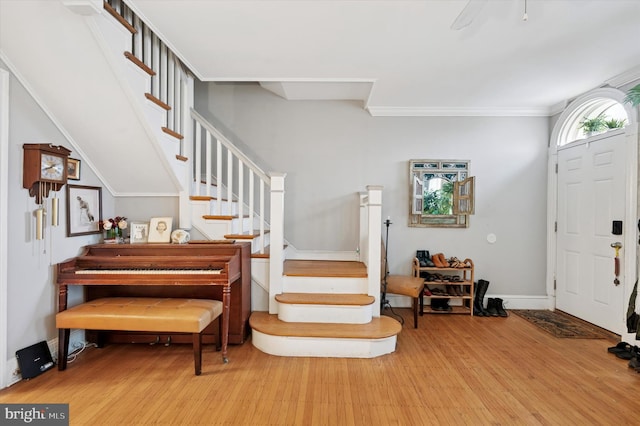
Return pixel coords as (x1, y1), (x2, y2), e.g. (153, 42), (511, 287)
(147, 217), (173, 243)
(66, 184), (102, 237)
(129, 222), (149, 244)
(67, 158), (80, 180)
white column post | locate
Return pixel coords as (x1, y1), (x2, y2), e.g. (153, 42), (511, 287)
(366, 185), (383, 317)
(358, 191), (368, 263)
(268, 172), (286, 314)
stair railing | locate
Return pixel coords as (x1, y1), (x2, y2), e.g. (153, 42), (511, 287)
(191, 109), (274, 255)
(104, 0), (191, 159)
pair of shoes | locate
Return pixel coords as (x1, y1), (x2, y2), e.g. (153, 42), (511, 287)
(448, 257), (467, 268)
(486, 298), (508, 317)
(423, 285), (432, 297)
(431, 298), (451, 312)
(432, 253), (449, 268)
(416, 250), (430, 267)
(608, 342), (630, 354)
(446, 285), (463, 296)
(615, 345), (638, 360)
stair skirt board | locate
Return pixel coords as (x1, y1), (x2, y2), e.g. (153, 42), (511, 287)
(277, 303), (374, 324)
(251, 330), (398, 358)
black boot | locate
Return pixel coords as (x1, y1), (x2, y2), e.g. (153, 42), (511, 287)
(473, 282), (485, 316)
(474, 279), (490, 316)
(416, 250), (431, 267)
(494, 298), (508, 317)
(486, 298), (499, 317)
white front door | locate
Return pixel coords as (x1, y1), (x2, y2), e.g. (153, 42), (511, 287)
(556, 132), (626, 332)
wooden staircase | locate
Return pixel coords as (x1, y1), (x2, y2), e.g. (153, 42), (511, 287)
(99, 1), (399, 358)
(250, 260), (401, 358)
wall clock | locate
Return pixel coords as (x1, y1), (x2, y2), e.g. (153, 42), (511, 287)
(23, 143), (72, 204)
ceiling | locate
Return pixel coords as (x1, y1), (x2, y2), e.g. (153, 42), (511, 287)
(127, 0), (640, 117)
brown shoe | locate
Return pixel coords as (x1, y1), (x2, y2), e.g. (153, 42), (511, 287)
(432, 253), (445, 267)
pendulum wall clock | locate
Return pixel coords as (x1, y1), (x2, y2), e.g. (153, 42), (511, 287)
(23, 143), (72, 204)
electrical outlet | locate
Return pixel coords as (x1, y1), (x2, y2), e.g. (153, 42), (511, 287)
(7, 358), (22, 386)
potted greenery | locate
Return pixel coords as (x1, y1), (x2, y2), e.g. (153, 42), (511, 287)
(624, 83), (640, 107)
(605, 118), (626, 130)
(578, 112), (607, 136)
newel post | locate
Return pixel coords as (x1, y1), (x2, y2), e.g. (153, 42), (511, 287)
(358, 192), (368, 263)
(366, 185), (383, 317)
(268, 172), (286, 314)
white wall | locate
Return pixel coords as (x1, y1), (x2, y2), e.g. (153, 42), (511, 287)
(195, 82), (550, 297)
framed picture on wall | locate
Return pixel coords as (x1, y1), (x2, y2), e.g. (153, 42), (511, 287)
(67, 158), (80, 180)
(66, 184), (102, 237)
(147, 217), (173, 243)
(129, 222), (149, 244)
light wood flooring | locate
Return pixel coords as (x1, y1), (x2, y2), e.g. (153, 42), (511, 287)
(1, 309), (639, 425)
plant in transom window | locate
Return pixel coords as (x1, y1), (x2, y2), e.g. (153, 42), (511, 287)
(605, 117), (627, 129)
(578, 112), (607, 136)
(624, 83), (640, 107)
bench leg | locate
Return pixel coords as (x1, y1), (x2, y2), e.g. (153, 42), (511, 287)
(412, 297), (418, 329)
(193, 333), (202, 376)
(215, 316), (222, 352)
(58, 328), (70, 371)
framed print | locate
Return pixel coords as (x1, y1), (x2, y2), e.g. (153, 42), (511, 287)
(66, 184), (102, 236)
(67, 158), (80, 180)
(147, 217), (173, 243)
(130, 222), (149, 244)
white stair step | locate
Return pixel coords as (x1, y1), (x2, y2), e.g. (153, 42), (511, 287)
(275, 293), (375, 324)
(249, 312), (400, 358)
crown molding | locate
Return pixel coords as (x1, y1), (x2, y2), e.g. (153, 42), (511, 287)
(604, 65), (640, 88)
(366, 106), (552, 117)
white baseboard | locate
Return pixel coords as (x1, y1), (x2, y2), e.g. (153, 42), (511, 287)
(388, 294), (551, 310)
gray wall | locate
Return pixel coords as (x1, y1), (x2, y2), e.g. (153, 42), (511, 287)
(2, 67), (550, 365)
(2, 61), (113, 360)
(1, 62), (180, 364)
(195, 82), (550, 297)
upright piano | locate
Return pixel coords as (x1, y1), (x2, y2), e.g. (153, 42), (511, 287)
(56, 242), (252, 352)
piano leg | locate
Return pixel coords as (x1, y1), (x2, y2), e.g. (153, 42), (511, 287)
(221, 286), (230, 363)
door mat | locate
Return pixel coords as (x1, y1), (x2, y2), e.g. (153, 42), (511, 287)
(511, 309), (610, 339)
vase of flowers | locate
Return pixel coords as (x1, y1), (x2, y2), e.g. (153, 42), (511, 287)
(103, 216), (127, 244)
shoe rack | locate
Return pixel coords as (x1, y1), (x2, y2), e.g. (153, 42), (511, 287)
(413, 257), (475, 315)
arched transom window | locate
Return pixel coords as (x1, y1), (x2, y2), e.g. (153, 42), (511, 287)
(558, 98), (628, 146)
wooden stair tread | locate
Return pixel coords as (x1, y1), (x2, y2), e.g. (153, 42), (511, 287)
(275, 293), (375, 306)
(225, 231), (270, 240)
(251, 244), (287, 259)
(249, 312), (401, 339)
(284, 259), (367, 278)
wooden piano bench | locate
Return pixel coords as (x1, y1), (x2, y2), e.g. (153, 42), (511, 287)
(385, 275), (425, 328)
(56, 297), (224, 376)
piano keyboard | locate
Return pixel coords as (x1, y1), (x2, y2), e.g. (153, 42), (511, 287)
(75, 269), (222, 275)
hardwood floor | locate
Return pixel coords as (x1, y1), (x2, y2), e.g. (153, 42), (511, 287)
(1, 309), (639, 425)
